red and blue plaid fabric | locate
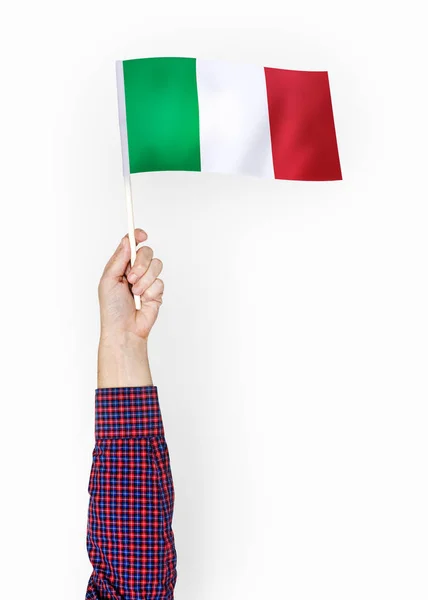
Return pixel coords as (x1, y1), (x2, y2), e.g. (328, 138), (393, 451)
(86, 386), (177, 599)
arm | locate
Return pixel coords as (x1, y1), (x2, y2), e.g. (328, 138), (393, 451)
(86, 229), (177, 600)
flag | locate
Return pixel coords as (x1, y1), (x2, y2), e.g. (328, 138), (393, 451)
(116, 57), (342, 182)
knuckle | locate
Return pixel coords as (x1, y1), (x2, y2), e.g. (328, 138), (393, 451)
(134, 245), (153, 264)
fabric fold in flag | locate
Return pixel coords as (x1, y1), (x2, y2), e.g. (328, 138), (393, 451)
(116, 56), (342, 181)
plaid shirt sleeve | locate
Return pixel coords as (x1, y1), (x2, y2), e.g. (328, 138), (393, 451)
(86, 386), (177, 600)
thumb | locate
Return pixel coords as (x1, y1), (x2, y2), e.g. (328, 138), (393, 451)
(102, 235), (131, 280)
(102, 229), (148, 281)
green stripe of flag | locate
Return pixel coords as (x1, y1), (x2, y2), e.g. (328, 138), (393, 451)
(122, 57), (201, 174)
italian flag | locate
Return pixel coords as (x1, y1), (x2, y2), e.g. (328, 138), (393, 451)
(116, 57), (342, 182)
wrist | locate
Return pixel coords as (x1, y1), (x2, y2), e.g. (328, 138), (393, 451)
(99, 329), (148, 349)
(97, 331), (152, 388)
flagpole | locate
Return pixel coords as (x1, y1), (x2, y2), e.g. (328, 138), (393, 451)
(124, 174), (141, 310)
(116, 59), (140, 310)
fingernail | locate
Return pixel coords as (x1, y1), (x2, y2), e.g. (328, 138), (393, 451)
(128, 273), (137, 283)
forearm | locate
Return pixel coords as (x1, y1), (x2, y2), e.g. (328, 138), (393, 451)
(86, 385), (177, 599)
(97, 333), (153, 388)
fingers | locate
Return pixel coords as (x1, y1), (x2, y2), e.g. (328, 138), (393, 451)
(102, 229), (147, 280)
(101, 228), (163, 305)
(142, 278), (164, 304)
(129, 254), (163, 296)
(127, 246), (154, 284)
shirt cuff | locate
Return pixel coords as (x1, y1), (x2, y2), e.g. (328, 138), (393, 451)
(95, 386), (164, 439)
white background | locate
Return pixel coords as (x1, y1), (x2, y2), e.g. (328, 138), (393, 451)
(1, 2), (427, 599)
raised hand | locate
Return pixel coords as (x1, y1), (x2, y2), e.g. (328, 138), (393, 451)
(97, 229), (164, 388)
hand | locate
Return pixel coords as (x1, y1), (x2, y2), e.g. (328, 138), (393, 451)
(98, 228), (164, 341)
(97, 229), (164, 388)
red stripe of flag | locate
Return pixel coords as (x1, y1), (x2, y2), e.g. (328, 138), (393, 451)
(264, 68), (342, 181)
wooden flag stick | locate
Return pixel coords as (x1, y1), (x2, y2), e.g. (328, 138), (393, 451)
(124, 174), (141, 310)
(116, 60), (140, 310)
